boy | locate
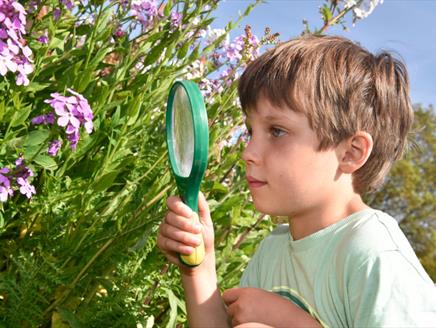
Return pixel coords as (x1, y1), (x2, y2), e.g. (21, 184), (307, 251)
(157, 35), (436, 327)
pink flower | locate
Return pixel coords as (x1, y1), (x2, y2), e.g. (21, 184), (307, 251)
(48, 139), (62, 157)
(44, 89), (94, 150)
(17, 177), (35, 199)
(0, 167), (13, 202)
(0, 0), (33, 85)
(131, 0), (158, 29)
(170, 11), (182, 28)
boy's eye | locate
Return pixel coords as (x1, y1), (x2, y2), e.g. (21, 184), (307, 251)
(270, 127), (286, 138)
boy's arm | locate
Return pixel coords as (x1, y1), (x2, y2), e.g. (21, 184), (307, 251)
(223, 287), (321, 327)
(157, 192), (230, 327)
(182, 268), (230, 327)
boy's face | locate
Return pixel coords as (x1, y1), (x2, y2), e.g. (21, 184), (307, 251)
(243, 97), (341, 218)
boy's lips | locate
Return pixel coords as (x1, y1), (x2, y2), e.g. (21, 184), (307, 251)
(246, 176), (267, 188)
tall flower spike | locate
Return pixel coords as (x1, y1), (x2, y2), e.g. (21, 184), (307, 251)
(0, 0), (34, 86)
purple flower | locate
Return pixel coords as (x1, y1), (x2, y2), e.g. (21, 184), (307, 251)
(48, 139), (62, 157)
(15, 156), (34, 180)
(225, 35), (244, 62)
(0, 158), (37, 202)
(0, 184), (13, 202)
(27, 1), (40, 14)
(15, 156), (23, 166)
(38, 31), (49, 44)
(66, 129), (80, 150)
(61, 0), (74, 10)
(0, 47), (17, 75)
(170, 11), (182, 28)
(0, 0), (33, 85)
(31, 112), (55, 125)
(17, 177), (35, 199)
(223, 33), (260, 63)
(0, 167), (13, 202)
(53, 8), (61, 21)
(199, 78), (223, 103)
(131, 0), (158, 29)
(14, 157), (36, 199)
(44, 89), (94, 150)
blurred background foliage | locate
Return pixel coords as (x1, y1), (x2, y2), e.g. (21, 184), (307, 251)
(0, 0), (434, 327)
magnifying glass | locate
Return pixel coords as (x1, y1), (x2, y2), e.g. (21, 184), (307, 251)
(166, 80), (209, 267)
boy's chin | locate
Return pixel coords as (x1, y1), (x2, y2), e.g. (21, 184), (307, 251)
(252, 201), (287, 217)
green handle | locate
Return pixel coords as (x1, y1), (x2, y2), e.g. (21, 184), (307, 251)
(166, 80), (209, 267)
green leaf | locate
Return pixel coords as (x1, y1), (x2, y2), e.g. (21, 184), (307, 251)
(143, 42), (166, 67)
(92, 171), (119, 192)
(177, 42), (190, 60)
(212, 181), (229, 194)
(25, 130), (51, 147)
(164, 0), (172, 16)
(26, 82), (51, 93)
(76, 68), (94, 93)
(76, 24), (92, 36)
(127, 96), (142, 126)
(321, 4), (333, 22)
(10, 105), (32, 127)
(163, 288), (178, 328)
(89, 48), (110, 69)
(56, 307), (85, 328)
(34, 154), (58, 170)
(0, 100), (5, 122)
(50, 37), (65, 51)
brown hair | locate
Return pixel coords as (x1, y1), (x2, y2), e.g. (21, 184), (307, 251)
(238, 35), (414, 194)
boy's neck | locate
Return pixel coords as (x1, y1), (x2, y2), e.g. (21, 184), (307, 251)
(287, 194), (369, 240)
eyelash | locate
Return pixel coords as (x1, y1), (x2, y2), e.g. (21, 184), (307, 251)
(270, 126), (286, 138)
(243, 126), (286, 139)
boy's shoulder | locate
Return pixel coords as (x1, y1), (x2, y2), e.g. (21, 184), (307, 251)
(337, 209), (407, 255)
(335, 209), (434, 283)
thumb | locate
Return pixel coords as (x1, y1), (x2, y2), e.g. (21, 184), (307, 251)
(198, 191), (212, 227)
(222, 287), (240, 306)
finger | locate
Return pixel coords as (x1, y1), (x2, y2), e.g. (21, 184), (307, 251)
(167, 196), (193, 217)
(198, 191), (212, 227)
(222, 287), (240, 306)
(164, 211), (202, 234)
(159, 223), (202, 247)
(157, 234), (195, 255)
(235, 323), (274, 328)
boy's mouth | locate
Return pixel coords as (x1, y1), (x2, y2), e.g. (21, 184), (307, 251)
(246, 176), (267, 188)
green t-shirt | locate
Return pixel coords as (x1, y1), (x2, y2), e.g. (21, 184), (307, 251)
(240, 208), (436, 327)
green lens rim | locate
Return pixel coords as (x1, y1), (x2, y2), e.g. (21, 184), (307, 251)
(166, 80), (209, 213)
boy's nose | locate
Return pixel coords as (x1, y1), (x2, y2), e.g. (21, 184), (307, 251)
(242, 139), (261, 165)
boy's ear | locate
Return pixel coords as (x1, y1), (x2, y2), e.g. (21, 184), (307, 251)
(337, 131), (373, 174)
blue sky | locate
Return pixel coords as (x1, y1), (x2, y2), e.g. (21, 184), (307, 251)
(211, 0), (436, 107)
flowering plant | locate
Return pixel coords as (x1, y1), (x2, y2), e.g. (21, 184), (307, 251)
(0, 0), (388, 326)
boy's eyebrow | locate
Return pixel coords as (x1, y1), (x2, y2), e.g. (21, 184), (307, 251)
(262, 113), (298, 125)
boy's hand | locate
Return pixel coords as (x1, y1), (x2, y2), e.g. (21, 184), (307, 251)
(157, 192), (215, 275)
(223, 287), (321, 327)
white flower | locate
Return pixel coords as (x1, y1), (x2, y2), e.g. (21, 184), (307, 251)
(346, 0), (384, 20)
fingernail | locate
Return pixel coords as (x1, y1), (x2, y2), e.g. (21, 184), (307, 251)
(192, 236), (201, 245)
(193, 223), (202, 232)
(183, 246), (194, 254)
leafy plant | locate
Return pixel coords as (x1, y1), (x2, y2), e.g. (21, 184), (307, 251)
(0, 0), (432, 327)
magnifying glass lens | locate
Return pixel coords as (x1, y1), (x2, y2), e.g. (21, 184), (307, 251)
(172, 86), (194, 178)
